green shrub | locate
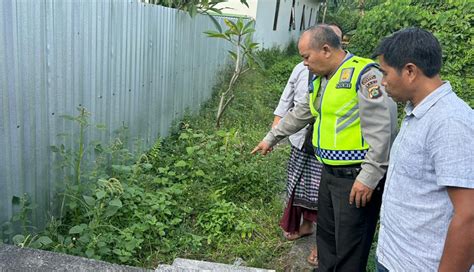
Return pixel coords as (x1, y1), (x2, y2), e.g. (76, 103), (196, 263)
(349, 0), (473, 107)
(257, 47), (288, 70)
(325, 5), (360, 34)
(258, 42), (301, 70)
(348, 0), (427, 57)
(256, 40), (302, 96)
(284, 39), (299, 56)
(255, 45), (302, 97)
(10, 53), (293, 269)
(323, 0), (386, 34)
(265, 55), (302, 92)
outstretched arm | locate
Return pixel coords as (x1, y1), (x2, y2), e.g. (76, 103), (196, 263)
(252, 95), (314, 155)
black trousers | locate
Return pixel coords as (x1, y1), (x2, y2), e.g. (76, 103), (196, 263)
(316, 165), (384, 272)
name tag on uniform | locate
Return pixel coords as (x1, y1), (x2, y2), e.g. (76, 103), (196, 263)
(336, 68), (354, 89)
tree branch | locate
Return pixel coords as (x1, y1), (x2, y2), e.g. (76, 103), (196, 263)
(221, 95), (235, 116)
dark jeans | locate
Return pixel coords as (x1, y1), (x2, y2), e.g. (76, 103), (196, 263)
(316, 165), (384, 272)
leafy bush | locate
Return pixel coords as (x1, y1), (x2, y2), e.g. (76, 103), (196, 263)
(284, 39), (299, 56)
(348, 0), (473, 107)
(8, 50), (294, 269)
(266, 56), (303, 90)
(257, 46), (301, 95)
(349, 1), (419, 56)
(325, 5), (360, 34)
(257, 48), (289, 70)
(257, 42), (300, 70)
(323, 0), (386, 34)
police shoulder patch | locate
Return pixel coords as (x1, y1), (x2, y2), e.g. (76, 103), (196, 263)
(361, 74), (376, 86)
(364, 79), (378, 89)
(368, 85), (382, 99)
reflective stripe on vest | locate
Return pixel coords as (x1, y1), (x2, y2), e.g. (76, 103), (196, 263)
(309, 54), (376, 165)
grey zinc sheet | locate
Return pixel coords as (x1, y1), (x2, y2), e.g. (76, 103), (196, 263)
(0, 0), (246, 232)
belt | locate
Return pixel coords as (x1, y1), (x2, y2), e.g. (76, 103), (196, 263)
(324, 164), (361, 179)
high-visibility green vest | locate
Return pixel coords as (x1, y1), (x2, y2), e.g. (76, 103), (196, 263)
(309, 54), (376, 165)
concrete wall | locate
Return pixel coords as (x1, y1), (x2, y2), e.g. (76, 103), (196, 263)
(254, 0), (323, 49)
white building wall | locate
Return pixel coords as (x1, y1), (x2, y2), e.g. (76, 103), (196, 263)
(254, 0), (322, 49)
(214, 0), (258, 19)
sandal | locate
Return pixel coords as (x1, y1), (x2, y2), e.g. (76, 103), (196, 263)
(282, 230), (313, 241)
(307, 247), (318, 266)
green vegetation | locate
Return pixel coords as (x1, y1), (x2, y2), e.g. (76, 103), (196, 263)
(348, 0), (473, 107)
(205, 18), (261, 127)
(325, 0), (473, 107)
(323, 0), (385, 34)
(5, 48), (301, 270)
(4, 1), (471, 271)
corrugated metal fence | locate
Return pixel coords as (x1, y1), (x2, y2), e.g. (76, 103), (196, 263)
(0, 0), (244, 230)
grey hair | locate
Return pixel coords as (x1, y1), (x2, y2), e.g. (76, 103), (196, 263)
(305, 24), (342, 50)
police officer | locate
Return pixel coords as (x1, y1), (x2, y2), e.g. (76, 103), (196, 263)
(252, 25), (398, 271)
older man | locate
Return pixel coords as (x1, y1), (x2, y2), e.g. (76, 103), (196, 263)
(374, 28), (474, 272)
(253, 25), (398, 271)
(272, 24), (343, 267)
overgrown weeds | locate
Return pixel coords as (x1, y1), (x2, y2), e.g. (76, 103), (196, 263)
(5, 47), (300, 270)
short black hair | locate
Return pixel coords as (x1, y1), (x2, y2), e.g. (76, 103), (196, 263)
(305, 24), (342, 49)
(373, 27), (442, 78)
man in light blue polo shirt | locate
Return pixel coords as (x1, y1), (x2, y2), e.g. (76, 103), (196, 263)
(373, 28), (474, 271)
